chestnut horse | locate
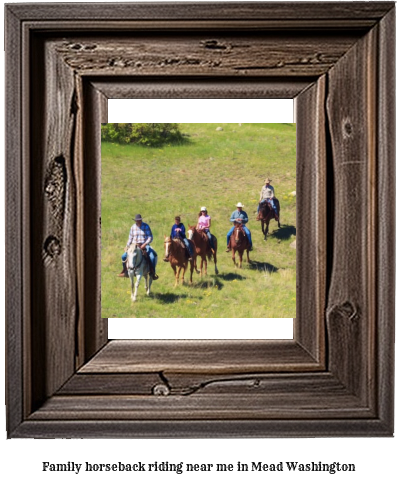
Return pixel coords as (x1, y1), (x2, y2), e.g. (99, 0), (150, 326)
(230, 222), (251, 268)
(163, 236), (198, 285)
(187, 226), (218, 276)
(258, 199), (281, 240)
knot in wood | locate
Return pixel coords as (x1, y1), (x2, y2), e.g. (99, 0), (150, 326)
(152, 383), (170, 396)
(343, 119), (353, 137)
(201, 40), (227, 50)
(43, 236), (62, 261)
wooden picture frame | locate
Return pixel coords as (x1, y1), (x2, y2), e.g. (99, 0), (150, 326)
(5, 2), (395, 438)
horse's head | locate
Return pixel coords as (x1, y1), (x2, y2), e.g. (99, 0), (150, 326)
(127, 243), (141, 270)
(259, 201), (272, 220)
(233, 223), (245, 244)
(187, 225), (196, 240)
(164, 235), (172, 258)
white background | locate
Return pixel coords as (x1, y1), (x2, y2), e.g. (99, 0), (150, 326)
(1, 1), (398, 486)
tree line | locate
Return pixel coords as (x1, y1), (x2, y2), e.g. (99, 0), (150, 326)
(101, 123), (186, 147)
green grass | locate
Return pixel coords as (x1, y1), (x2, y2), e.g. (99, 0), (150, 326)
(101, 123), (296, 318)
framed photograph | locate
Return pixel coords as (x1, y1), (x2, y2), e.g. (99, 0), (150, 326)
(5, 2), (395, 437)
(104, 102), (296, 339)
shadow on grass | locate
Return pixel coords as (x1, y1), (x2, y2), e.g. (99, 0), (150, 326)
(248, 260), (279, 273)
(218, 272), (246, 281)
(270, 224), (296, 241)
(170, 136), (194, 147)
(152, 292), (191, 304)
(190, 280), (214, 289)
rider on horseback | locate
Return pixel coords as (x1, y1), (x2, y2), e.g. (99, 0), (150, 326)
(226, 202), (253, 252)
(165, 216), (194, 261)
(118, 214), (159, 280)
(197, 207), (216, 253)
(257, 178), (280, 223)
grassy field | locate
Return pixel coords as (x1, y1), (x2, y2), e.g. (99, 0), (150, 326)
(101, 123), (296, 318)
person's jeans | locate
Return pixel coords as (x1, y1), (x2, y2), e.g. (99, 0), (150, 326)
(258, 198), (278, 216)
(204, 228), (215, 249)
(122, 245), (157, 273)
(183, 238), (193, 256)
(227, 226), (252, 247)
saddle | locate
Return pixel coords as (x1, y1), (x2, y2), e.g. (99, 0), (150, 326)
(173, 237), (186, 249)
(259, 199), (279, 221)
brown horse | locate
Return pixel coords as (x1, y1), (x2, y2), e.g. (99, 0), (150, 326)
(258, 199), (281, 240)
(187, 226), (218, 276)
(230, 222), (251, 268)
(163, 236), (198, 285)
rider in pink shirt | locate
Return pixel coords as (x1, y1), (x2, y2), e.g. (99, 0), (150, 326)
(197, 206), (215, 252)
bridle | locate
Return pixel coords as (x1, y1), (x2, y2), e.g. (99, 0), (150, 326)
(128, 245), (144, 275)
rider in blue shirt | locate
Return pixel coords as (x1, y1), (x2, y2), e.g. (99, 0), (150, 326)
(226, 203), (253, 252)
(166, 216), (193, 261)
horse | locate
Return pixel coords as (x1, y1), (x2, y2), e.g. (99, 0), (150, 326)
(258, 199), (281, 240)
(230, 222), (251, 268)
(187, 226), (218, 276)
(163, 236), (198, 285)
(126, 243), (153, 302)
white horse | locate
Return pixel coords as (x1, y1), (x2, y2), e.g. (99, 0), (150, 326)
(126, 244), (153, 302)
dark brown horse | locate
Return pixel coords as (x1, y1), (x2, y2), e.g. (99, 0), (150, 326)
(229, 222), (251, 268)
(258, 199), (281, 240)
(163, 236), (198, 285)
(187, 226), (218, 276)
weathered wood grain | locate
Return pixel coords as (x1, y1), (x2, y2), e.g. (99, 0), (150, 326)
(376, 6), (395, 432)
(59, 372), (163, 395)
(60, 371), (349, 397)
(91, 79), (311, 100)
(14, 418), (391, 439)
(7, 2), (394, 23)
(81, 81), (108, 362)
(30, 37), (80, 408)
(5, 4), (24, 437)
(79, 340), (320, 374)
(27, 389), (373, 421)
(326, 26), (377, 405)
(295, 75), (326, 363)
(54, 34), (360, 78)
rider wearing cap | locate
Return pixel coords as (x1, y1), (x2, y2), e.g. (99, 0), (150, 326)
(197, 206), (215, 252)
(226, 202), (253, 252)
(118, 214), (158, 279)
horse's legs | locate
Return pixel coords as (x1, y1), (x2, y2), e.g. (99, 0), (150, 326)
(144, 273), (151, 296)
(232, 249), (237, 267)
(132, 274), (142, 302)
(189, 260), (194, 284)
(175, 267), (181, 286)
(195, 257), (200, 274)
(239, 251), (243, 268)
(213, 246), (219, 275)
(130, 274), (135, 301)
(246, 249), (251, 263)
(172, 265), (179, 286)
(181, 264), (186, 285)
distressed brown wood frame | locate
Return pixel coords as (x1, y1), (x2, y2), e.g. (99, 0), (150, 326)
(5, 2), (395, 438)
